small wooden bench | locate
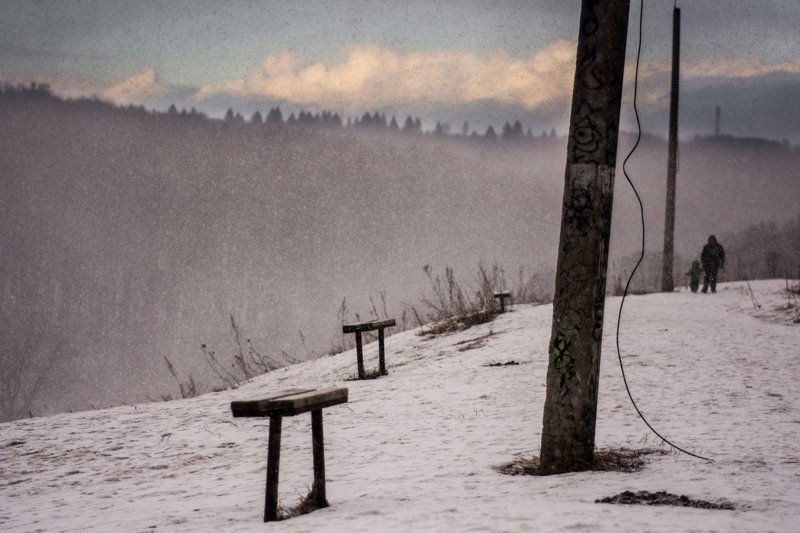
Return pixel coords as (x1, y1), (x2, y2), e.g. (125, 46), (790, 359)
(342, 318), (396, 379)
(493, 291), (512, 313)
(231, 387), (348, 522)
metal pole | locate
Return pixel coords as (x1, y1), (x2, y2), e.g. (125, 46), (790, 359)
(661, 6), (680, 292)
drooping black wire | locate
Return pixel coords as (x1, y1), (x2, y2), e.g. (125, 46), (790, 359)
(616, 0), (711, 462)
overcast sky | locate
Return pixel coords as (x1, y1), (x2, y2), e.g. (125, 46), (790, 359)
(2, 0), (799, 140)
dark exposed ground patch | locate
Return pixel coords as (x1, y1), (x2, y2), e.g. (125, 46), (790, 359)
(596, 490), (735, 510)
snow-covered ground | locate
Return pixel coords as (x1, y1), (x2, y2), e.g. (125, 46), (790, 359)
(2, 279), (799, 532)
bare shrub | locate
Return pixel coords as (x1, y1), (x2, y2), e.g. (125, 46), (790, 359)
(329, 262), (551, 352)
(0, 309), (75, 422)
(786, 278), (800, 296)
(415, 263), (503, 335)
(193, 315), (288, 392)
(513, 265), (553, 304)
(722, 217), (800, 281)
(163, 356), (197, 399)
(329, 293), (399, 356)
(328, 297), (355, 356)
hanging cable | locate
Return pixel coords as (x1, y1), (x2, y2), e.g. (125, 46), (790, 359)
(616, 0), (711, 462)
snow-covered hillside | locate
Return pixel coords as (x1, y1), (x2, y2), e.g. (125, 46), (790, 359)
(2, 279), (799, 532)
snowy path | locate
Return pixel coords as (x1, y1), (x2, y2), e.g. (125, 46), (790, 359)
(1, 280), (799, 532)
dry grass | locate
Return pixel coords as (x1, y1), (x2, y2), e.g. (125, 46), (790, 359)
(413, 264), (502, 338)
(420, 309), (497, 337)
(495, 447), (668, 476)
(278, 484), (328, 520)
(344, 368), (387, 381)
(454, 330), (497, 352)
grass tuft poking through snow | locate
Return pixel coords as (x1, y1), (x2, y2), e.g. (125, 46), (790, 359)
(278, 484), (327, 520)
(344, 368), (387, 381)
(495, 447), (669, 476)
(419, 309), (498, 337)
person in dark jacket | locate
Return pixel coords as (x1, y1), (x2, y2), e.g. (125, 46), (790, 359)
(700, 235), (725, 293)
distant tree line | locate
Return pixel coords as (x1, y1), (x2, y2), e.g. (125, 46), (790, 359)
(1, 81), (54, 99)
(232, 106), (559, 142)
(2, 81), (155, 119)
(221, 103), (558, 142)
(1, 81), (562, 143)
(6, 81), (800, 152)
(722, 216), (800, 281)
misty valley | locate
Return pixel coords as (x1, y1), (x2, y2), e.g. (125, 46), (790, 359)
(2, 85), (799, 422)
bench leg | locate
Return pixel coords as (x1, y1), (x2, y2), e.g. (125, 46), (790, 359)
(310, 409), (329, 509)
(496, 296), (509, 313)
(355, 331), (365, 379)
(265, 414), (282, 522)
(378, 327), (387, 375)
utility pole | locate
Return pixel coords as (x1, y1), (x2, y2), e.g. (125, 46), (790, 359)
(539, 0), (630, 475)
(714, 106), (720, 136)
(661, 6), (680, 292)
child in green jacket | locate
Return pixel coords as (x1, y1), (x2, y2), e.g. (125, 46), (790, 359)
(685, 260), (703, 293)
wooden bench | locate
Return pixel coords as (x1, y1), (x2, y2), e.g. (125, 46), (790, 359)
(342, 318), (396, 379)
(231, 387), (348, 522)
(493, 291), (512, 313)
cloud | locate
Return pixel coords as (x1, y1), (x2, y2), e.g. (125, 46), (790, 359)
(638, 57), (800, 83)
(682, 57), (800, 79)
(103, 69), (166, 105)
(630, 56), (800, 109)
(194, 42), (577, 111)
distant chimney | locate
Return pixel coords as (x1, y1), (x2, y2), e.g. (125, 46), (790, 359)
(714, 106), (721, 136)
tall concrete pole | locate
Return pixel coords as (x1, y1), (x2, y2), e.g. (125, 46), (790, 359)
(539, 0), (630, 475)
(661, 6), (680, 292)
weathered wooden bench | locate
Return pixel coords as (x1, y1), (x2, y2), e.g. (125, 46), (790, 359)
(231, 387), (348, 522)
(342, 318), (396, 379)
(493, 291), (512, 313)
